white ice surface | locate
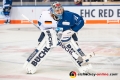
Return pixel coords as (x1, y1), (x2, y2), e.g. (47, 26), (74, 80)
(0, 24), (120, 80)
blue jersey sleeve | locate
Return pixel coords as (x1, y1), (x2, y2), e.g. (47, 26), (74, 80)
(8, 0), (12, 6)
(9, 0), (12, 6)
(57, 11), (84, 32)
(5, 0), (12, 5)
(71, 13), (84, 32)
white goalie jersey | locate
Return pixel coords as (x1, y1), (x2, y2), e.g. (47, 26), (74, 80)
(38, 10), (57, 31)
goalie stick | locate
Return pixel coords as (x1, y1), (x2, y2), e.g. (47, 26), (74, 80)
(21, 14), (40, 30)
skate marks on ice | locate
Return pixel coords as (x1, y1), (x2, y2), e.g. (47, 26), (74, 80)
(0, 41), (120, 73)
(0, 24), (120, 80)
(8, 27), (40, 32)
(79, 42), (120, 72)
(0, 42), (120, 80)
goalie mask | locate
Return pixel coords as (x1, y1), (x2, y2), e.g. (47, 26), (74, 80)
(50, 2), (63, 20)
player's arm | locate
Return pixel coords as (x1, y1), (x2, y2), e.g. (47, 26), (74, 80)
(37, 14), (46, 31)
(71, 13), (84, 32)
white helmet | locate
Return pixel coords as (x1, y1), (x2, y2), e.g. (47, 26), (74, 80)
(50, 2), (63, 20)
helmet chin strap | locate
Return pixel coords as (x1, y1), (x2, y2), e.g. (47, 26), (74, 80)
(55, 13), (62, 20)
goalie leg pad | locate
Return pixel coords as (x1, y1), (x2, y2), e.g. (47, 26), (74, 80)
(70, 38), (85, 56)
(70, 38), (95, 63)
(44, 29), (58, 48)
(38, 32), (45, 42)
(58, 41), (93, 73)
(23, 37), (51, 74)
(58, 41), (92, 73)
(60, 31), (85, 57)
(72, 33), (78, 41)
(58, 37), (94, 73)
(23, 47), (51, 74)
(23, 29), (58, 74)
(58, 41), (82, 66)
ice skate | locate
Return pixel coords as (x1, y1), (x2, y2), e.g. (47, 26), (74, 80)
(78, 63), (92, 73)
(7, 21), (10, 24)
(4, 20), (8, 24)
(77, 52), (95, 73)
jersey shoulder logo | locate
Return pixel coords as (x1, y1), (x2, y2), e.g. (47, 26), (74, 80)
(74, 15), (78, 21)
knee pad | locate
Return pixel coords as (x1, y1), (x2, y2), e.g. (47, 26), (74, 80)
(38, 32), (45, 42)
(72, 33), (78, 41)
